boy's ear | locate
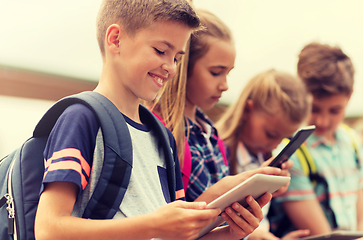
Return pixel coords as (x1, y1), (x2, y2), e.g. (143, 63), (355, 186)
(105, 24), (122, 54)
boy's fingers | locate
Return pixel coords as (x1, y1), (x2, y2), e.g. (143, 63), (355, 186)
(178, 201), (207, 210)
(177, 201), (221, 218)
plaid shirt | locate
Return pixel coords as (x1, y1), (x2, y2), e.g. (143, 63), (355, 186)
(185, 108), (229, 202)
(274, 124), (363, 230)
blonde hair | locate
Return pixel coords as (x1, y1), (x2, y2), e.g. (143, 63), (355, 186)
(147, 41), (191, 165)
(96, 0), (200, 57)
(147, 9), (233, 168)
(216, 69), (310, 175)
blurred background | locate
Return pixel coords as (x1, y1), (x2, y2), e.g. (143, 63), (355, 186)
(1, 0), (363, 156)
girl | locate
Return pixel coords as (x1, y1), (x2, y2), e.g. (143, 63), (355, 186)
(149, 9), (292, 238)
(216, 69), (311, 239)
(183, 9), (235, 201)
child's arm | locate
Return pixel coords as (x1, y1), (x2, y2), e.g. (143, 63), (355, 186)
(35, 182), (221, 240)
(282, 198), (331, 236)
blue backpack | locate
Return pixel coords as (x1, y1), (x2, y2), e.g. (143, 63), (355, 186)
(0, 91), (176, 240)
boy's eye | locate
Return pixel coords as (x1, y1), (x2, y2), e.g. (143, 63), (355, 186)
(330, 108), (341, 115)
(154, 48), (165, 55)
(211, 71), (220, 76)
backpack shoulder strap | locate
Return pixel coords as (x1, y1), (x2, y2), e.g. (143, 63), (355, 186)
(139, 105), (176, 201)
(182, 140), (192, 193)
(35, 91), (133, 219)
(341, 123), (361, 169)
(281, 138), (317, 183)
(217, 138), (228, 166)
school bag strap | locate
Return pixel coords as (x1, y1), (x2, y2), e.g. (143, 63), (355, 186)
(36, 91), (134, 219)
(139, 105), (176, 202)
(341, 123), (361, 169)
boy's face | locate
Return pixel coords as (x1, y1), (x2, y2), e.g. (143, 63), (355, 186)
(186, 37), (235, 110)
(309, 93), (350, 140)
(115, 21), (192, 101)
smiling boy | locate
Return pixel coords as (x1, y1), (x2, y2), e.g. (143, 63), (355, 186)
(34, 1), (270, 240)
(34, 1), (220, 239)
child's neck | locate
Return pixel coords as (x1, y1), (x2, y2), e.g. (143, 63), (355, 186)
(184, 99), (198, 123)
(94, 81), (142, 124)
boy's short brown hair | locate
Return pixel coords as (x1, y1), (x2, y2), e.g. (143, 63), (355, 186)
(297, 42), (355, 98)
(96, 0), (200, 57)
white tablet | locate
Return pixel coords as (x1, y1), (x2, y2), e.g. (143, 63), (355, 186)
(299, 230), (363, 240)
(197, 174), (290, 238)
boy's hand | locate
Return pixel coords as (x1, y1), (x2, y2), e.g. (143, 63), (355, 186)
(151, 200), (220, 240)
(220, 193), (272, 239)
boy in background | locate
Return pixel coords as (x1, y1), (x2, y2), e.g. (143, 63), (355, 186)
(273, 42), (363, 236)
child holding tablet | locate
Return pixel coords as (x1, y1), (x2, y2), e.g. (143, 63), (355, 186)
(216, 69), (311, 239)
(271, 42), (363, 237)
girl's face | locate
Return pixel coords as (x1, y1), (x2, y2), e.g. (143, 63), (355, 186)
(240, 101), (301, 155)
(185, 37), (236, 110)
(309, 93), (350, 140)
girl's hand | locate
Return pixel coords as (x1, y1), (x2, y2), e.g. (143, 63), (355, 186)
(262, 157), (293, 197)
(220, 193), (272, 239)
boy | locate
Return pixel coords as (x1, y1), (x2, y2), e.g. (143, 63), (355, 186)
(273, 42), (363, 236)
(35, 1), (276, 239)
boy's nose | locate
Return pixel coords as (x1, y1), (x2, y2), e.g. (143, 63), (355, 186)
(315, 114), (329, 128)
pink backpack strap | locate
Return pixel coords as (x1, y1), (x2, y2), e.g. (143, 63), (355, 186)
(217, 138), (228, 166)
(182, 139), (192, 193)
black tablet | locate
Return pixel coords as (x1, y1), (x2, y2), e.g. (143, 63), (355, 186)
(268, 125), (315, 168)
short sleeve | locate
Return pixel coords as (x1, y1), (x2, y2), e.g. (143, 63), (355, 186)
(41, 103), (99, 198)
